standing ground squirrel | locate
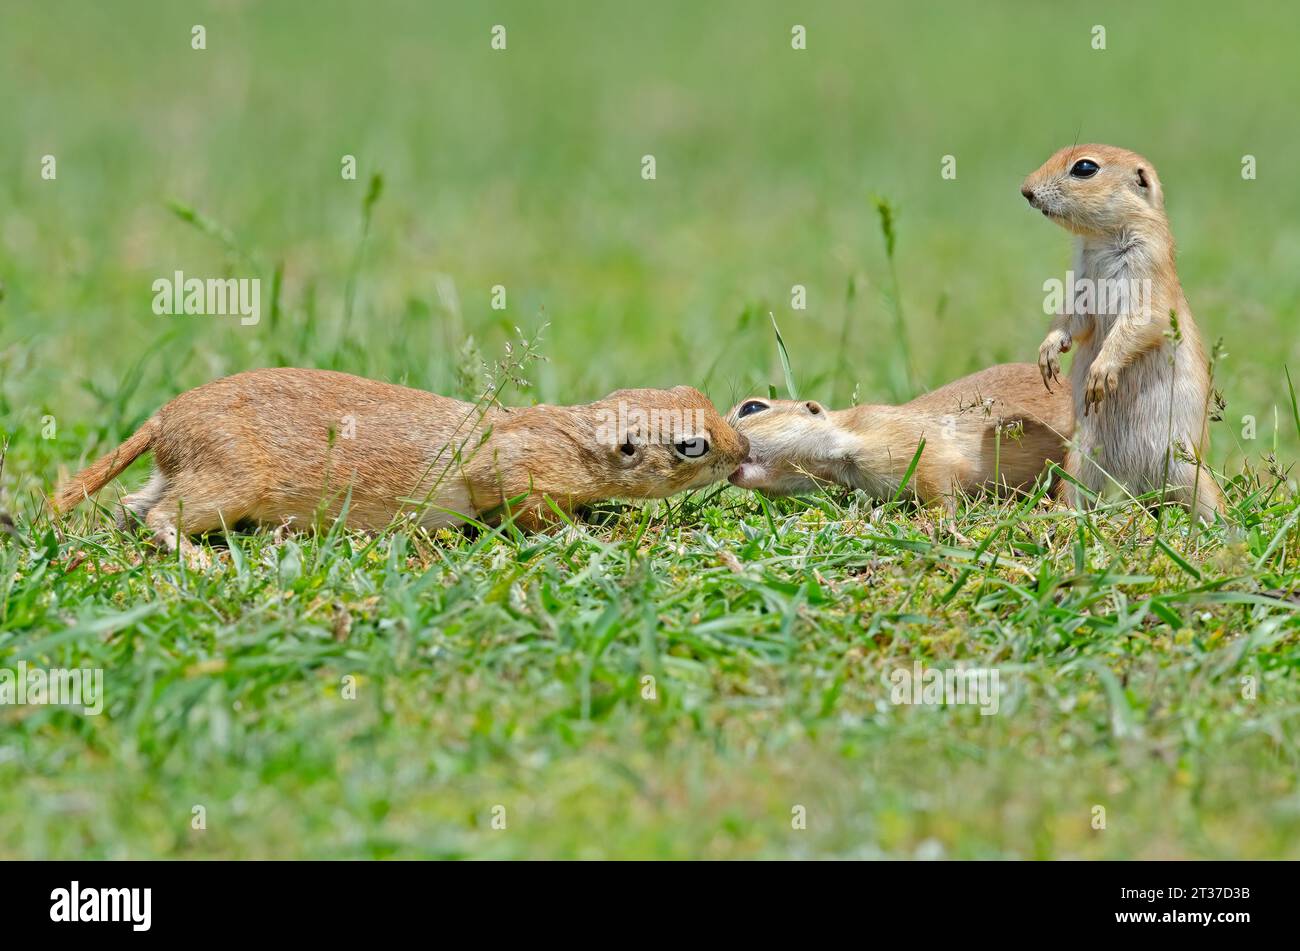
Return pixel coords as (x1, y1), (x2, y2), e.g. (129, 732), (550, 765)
(1023, 144), (1225, 521)
(52, 368), (749, 563)
(726, 363), (1072, 511)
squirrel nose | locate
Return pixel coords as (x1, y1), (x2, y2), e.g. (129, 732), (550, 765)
(1021, 186), (1035, 203)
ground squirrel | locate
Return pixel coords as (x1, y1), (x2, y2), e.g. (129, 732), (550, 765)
(726, 363), (1071, 510)
(53, 368), (748, 563)
(1023, 144), (1225, 521)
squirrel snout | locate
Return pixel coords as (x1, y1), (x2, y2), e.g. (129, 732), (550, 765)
(737, 434), (750, 460)
(1021, 185), (1036, 203)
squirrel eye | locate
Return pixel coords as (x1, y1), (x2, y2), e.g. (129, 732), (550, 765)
(738, 400), (768, 419)
(619, 439), (637, 456)
(1069, 159), (1100, 178)
(674, 437), (710, 460)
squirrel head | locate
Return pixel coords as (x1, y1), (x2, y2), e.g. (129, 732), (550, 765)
(725, 396), (842, 494)
(584, 386), (750, 498)
(1021, 144), (1167, 238)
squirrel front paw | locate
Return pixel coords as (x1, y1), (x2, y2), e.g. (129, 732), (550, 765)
(1038, 330), (1072, 390)
(1083, 359), (1121, 416)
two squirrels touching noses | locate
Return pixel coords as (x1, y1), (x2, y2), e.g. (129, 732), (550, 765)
(53, 143), (1224, 565)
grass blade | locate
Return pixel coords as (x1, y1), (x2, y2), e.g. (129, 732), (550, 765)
(891, 436), (926, 503)
(769, 312), (798, 400)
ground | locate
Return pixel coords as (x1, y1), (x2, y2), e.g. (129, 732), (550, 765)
(2, 0), (1299, 858)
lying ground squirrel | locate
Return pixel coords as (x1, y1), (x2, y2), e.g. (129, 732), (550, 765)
(726, 363), (1072, 511)
(53, 368), (748, 563)
(1023, 144), (1225, 521)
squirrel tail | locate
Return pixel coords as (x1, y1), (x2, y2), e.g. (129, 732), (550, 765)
(52, 418), (159, 514)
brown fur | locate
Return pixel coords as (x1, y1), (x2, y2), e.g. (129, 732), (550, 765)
(53, 368), (748, 562)
(726, 364), (1073, 510)
(1022, 144), (1225, 521)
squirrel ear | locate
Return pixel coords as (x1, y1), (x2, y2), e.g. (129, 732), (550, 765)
(1136, 166), (1163, 209)
(606, 436), (644, 469)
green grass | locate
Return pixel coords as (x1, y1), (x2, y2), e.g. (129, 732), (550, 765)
(2, 0), (1300, 859)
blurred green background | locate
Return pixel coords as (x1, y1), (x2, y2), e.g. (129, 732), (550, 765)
(3, 0), (1299, 494)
